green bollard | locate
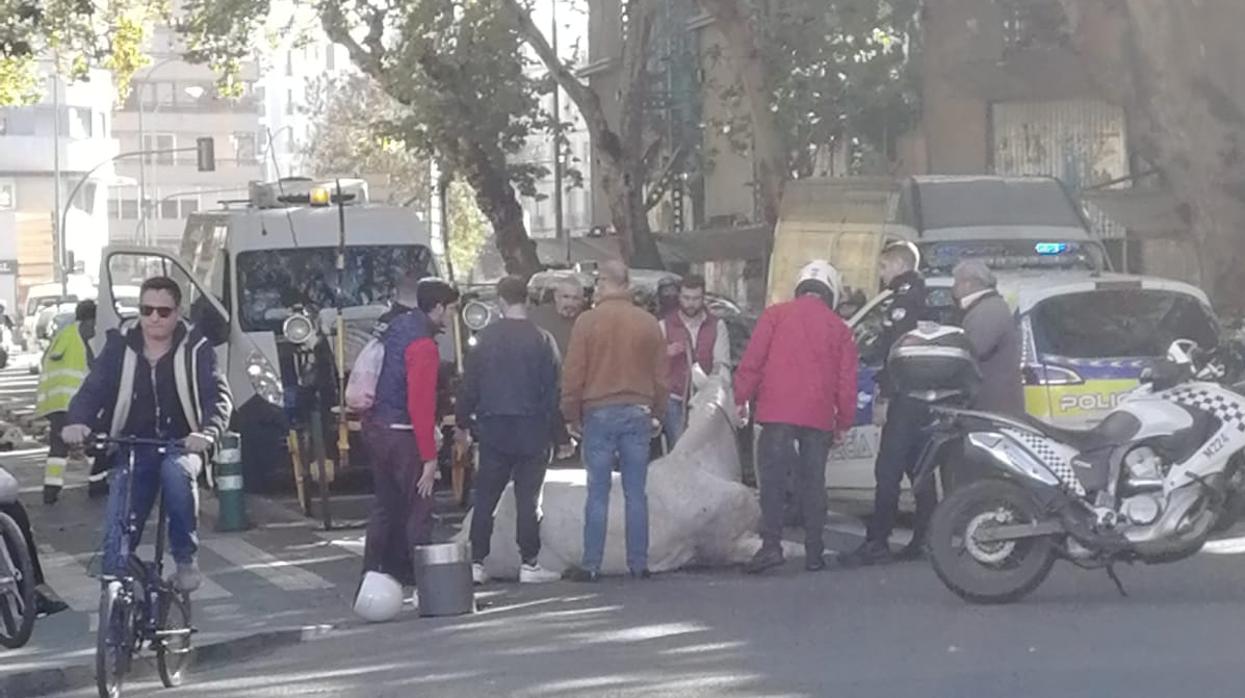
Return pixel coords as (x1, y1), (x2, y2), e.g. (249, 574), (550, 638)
(214, 432), (249, 532)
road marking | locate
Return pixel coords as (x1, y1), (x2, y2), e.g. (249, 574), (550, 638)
(201, 537), (336, 591)
(313, 530), (365, 557)
(134, 544), (232, 600)
(38, 545), (103, 614)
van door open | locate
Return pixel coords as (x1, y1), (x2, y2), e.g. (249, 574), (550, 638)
(95, 246), (231, 363)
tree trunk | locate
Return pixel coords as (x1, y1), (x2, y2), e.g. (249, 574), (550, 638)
(1061, 1), (1245, 312)
(698, 0), (788, 227)
(503, 0), (664, 269)
(458, 140), (543, 277)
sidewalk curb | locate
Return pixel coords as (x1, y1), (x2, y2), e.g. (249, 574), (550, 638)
(1, 622), (341, 698)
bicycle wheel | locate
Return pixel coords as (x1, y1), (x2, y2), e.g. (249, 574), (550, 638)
(0, 513), (37, 649)
(156, 590), (193, 687)
(95, 581), (131, 698)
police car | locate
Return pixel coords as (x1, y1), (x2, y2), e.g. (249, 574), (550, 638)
(830, 269), (1217, 499)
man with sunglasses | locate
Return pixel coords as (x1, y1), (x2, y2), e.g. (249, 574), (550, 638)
(61, 276), (232, 592)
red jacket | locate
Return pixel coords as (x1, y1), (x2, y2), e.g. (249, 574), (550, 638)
(734, 295), (858, 433)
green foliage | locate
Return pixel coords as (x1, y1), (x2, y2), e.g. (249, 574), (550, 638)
(0, 0), (166, 105)
(303, 73), (433, 210)
(447, 179), (492, 281)
(706, 0), (920, 175)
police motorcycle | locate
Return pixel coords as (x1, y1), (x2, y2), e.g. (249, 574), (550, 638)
(893, 325), (1245, 604)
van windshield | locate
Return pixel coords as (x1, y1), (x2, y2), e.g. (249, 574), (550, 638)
(236, 245), (435, 332)
(1032, 290), (1217, 359)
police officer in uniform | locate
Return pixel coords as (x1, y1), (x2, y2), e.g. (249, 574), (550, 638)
(843, 244), (934, 566)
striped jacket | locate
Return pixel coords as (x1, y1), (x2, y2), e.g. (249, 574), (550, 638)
(67, 322), (232, 449)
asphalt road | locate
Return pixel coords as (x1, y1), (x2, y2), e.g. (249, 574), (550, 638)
(54, 531), (1245, 698)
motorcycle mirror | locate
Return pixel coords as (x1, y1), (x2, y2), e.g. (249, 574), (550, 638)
(1166, 339), (1199, 366)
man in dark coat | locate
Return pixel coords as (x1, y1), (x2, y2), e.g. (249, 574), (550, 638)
(843, 244), (934, 566)
(952, 260), (1024, 416)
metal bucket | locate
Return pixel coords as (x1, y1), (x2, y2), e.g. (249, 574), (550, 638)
(411, 543), (475, 617)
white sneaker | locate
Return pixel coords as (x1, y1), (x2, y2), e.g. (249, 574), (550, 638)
(472, 562), (490, 586)
(519, 563), (561, 584)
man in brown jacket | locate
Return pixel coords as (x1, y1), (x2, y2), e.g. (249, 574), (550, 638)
(561, 261), (667, 582)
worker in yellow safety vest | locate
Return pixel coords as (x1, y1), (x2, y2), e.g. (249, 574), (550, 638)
(36, 300), (106, 504)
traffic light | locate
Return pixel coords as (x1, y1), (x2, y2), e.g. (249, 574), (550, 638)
(196, 137), (216, 172)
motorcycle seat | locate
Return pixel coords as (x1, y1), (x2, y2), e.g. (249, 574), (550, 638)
(1017, 412), (1142, 454)
(0, 468), (18, 505)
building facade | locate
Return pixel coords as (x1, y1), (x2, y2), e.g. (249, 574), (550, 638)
(0, 64), (118, 313)
(107, 26), (264, 253)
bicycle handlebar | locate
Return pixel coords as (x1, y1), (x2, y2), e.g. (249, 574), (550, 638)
(92, 435), (186, 449)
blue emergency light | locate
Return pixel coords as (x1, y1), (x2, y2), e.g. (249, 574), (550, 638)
(1035, 242), (1069, 255)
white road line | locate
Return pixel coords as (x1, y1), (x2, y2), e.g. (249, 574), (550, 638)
(313, 530), (365, 557)
(38, 545), (103, 614)
(201, 537), (336, 591)
(134, 544), (232, 601)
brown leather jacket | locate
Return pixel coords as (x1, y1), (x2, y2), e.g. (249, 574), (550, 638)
(560, 292), (668, 424)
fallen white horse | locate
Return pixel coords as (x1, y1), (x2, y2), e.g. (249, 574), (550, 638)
(459, 375), (768, 578)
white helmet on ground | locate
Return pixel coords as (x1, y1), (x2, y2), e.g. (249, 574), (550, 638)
(795, 260), (843, 307)
(354, 571), (403, 623)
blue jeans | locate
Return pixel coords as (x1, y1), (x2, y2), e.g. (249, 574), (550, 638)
(581, 405), (652, 573)
(662, 396), (686, 449)
(102, 448), (201, 577)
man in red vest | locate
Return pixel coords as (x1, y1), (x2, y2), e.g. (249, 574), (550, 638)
(659, 275), (730, 447)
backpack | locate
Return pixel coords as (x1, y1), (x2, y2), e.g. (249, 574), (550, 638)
(345, 333), (387, 412)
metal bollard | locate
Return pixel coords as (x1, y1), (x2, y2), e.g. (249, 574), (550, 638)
(412, 543), (475, 617)
(214, 432), (249, 531)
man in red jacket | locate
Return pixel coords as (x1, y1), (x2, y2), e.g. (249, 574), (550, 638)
(735, 260), (858, 573)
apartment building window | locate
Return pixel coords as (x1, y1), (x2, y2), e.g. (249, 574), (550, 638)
(326, 45), (336, 70)
(120, 199), (139, 219)
(161, 199), (180, 219)
(233, 132), (257, 163)
(255, 85), (266, 116)
(0, 179), (15, 210)
(65, 107), (92, 139)
(286, 90), (295, 115)
(108, 198), (120, 219)
(180, 198), (200, 217)
(143, 133), (176, 164)
(286, 51), (294, 77)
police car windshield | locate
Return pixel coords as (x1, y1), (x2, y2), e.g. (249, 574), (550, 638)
(237, 245), (434, 332)
(1032, 290), (1217, 359)
(921, 239), (1105, 274)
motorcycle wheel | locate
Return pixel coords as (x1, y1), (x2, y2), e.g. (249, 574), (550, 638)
(928, 478), (1056, 605)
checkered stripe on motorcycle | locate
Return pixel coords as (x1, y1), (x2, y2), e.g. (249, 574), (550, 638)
(1167, 387), (1245, 432)
(1001, 428), (1087, 497)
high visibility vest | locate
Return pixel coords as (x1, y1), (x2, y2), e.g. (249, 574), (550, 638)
(35, 322), (91, 417)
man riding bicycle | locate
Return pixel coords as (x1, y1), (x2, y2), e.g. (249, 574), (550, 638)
(61, 277), (232, 592)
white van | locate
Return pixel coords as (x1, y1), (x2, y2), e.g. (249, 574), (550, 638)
(93, 177), (446, 490)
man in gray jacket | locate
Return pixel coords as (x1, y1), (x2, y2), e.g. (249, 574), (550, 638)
(952, 261), (1023, 415)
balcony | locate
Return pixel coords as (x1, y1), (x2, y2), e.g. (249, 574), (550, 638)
(0, 135), (120, 174)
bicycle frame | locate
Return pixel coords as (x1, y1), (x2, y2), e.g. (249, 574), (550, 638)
(97, 436), (185, 646)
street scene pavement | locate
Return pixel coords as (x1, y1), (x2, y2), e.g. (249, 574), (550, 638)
(5, 355), (1245, 698)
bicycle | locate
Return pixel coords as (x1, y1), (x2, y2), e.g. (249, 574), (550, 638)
(0, 466), (37, 649)
(92, 435), (196, 698)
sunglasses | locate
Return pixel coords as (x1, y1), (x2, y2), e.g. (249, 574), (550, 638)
(139, 305), (176, 319)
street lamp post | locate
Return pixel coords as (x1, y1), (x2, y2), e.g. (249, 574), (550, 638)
(136, 58), (205, 246)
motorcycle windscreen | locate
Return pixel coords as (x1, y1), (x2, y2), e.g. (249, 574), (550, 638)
(1026, 288), (1218, 428)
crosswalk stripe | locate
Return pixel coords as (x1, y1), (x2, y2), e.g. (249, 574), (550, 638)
(134, 544), (232, 601)
(38, 545), (103, 614)
(201, 537), (336, 591)
(314, 530), (365, 557)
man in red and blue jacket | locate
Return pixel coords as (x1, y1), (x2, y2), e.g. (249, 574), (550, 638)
(361, 278), (459, 587)
(734, 260), (858, 574)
